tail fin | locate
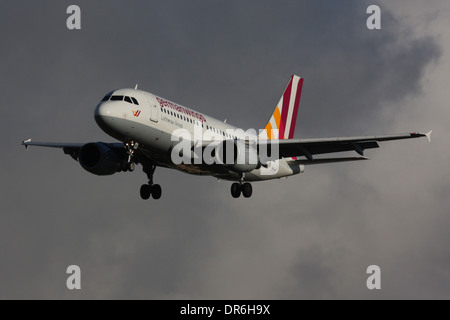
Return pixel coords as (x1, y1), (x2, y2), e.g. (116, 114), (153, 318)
(262, 75), (303, 140)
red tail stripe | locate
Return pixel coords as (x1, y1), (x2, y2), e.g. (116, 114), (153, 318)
(288, 78), (303, 139)
(279, 76), (293, 139)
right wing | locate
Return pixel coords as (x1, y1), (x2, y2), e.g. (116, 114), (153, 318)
(259, 131), (431, 162)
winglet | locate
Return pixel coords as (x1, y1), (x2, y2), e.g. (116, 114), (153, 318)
(425, 130), (432, 143)
(22, 139), (32, 150)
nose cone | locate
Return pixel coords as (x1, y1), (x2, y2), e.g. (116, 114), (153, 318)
(95, 102), (110, 119)
(95, 102), (116, 135)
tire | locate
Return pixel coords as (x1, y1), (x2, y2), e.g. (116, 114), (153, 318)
(231, 183), (241, 198)
(152, 184), (162, 200)
(140, 184), (151, 200)
(128, 162), (135, 172)
(242, 183), (253, 198)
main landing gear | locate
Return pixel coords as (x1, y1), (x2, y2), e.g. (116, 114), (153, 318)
(140, 164), (162, 200)
(231, 182), (253, 198)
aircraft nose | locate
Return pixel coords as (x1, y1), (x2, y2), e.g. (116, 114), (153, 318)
(94, 102), (115, 132)
(95, 102), (110, 118)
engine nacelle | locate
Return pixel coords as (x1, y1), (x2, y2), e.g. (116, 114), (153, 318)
(78, 142), (123, 176)
(215, 140), (260, 173)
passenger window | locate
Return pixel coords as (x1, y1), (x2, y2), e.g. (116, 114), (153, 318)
(131, 97), (139, 105)
(110, 95), (124, 101)
(124, 96), (132, 104)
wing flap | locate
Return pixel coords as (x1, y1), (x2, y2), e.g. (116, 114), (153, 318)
(291, 156), (369, 165)
(284, 140), (379, 158)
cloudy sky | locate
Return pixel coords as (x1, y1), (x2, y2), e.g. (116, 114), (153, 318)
(1, 0), (449, 299)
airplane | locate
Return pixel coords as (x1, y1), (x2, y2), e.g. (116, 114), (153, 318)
(22, 75), (431, 200)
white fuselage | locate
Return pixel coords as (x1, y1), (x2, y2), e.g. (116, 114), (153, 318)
(94, 88), (303, 182)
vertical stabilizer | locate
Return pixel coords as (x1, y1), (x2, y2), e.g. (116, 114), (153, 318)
(262, 75), (303, 140)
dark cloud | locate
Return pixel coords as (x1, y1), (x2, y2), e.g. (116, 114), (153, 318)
(1, 1), (448, 299)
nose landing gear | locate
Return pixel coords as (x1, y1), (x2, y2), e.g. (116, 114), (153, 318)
(124, 140), (138, 172)
(122, 141), (162, 200)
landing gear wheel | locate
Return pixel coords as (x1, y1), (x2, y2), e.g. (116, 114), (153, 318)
(140, 184), (151, 200)
(242, 183), (253, 198)
(127, 162), (135, 172)
(124, 140), (139, 172)
(231, 183), (242, 198)
(151, 184), (162, 200)
(140, 163), (162, 200)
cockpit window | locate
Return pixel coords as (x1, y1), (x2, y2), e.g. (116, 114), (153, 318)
(110, 95), (124, 101)
(101, 93), (113, 102)
(124, 96), (132, 104)
(101, 93), (139, 104)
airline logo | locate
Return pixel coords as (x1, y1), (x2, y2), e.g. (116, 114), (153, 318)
(263, 75), (303, 140)
(156, 97), (207, 123)
(132, 110), (141, 117)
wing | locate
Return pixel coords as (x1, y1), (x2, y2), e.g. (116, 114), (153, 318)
(21, 139), (124, 160)
(21, 140), (85, 149)
(259, 131), (432, 162)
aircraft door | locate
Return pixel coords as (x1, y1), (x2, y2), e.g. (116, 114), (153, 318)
(150, 104), (159, 123)
(147, 96), (159, 123)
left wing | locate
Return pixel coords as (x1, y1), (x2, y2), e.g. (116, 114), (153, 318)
(259, 131), (432, 161)
(21, 139), (125, 160)
(21, 139), (86, 149)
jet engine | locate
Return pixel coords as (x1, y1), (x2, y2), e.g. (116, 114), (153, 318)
(215, 139), (260, 173)
(78, 142), (124, 176)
